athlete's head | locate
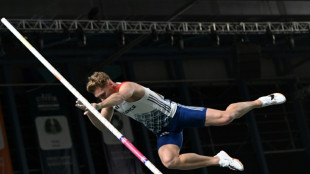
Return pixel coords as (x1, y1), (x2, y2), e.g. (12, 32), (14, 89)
(87, 72), (118, 101)
(86, 72), (111, 93)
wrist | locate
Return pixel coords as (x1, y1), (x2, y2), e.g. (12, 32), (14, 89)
(97, 102), (104, 109)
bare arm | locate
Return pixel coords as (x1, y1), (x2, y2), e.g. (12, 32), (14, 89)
(86, 107), (114, 132)
(75, 100), (114, 131)
(76, 82), (137, 131)
(96, 82), (135, 109)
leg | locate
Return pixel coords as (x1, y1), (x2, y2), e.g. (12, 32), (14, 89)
(156, 104), (246, 171)
(158, 144), (220, 170)
(205, 93), (286, 126)
(157, 130), (219, 170)
(205, 100), (262, 126)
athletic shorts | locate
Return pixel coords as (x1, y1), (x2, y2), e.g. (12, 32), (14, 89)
(156, 104), (207, 149)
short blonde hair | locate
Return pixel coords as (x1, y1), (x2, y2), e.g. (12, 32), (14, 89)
(86, 72), (110, 93)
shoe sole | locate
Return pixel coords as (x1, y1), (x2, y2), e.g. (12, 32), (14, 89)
(231, 158), (244, 171)
(221, 151), (244, 171)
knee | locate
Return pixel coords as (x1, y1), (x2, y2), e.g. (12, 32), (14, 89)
(161, 156), (178, 169)
(220, 112), (235, 125)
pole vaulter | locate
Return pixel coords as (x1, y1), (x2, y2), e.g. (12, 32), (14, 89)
(1, 17), (162, 174)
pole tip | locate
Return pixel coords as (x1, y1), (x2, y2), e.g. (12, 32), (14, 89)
(1, 18), (6, 23)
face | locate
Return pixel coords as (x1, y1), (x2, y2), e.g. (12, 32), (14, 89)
(94, 81), (116, 101)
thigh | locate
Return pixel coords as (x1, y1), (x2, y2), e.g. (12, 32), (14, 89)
(177, 105), (207, 128)
(205, 108), (225, 126)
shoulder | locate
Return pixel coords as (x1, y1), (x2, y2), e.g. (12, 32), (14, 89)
(118, 82), (145, 101)
(119, 81), (143, 90)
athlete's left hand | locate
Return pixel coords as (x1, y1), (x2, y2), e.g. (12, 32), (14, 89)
(75, 99), (87, 111)
(75, 100), (101, 114)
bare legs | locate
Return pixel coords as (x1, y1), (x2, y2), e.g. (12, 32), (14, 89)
(226, 100), (262, 119)
(205, 100), (262, 126)
(158, 99), (263, 170)
(158, 144), (220, 170)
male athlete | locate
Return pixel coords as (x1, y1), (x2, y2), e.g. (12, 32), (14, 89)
(76, 72), (286, 171)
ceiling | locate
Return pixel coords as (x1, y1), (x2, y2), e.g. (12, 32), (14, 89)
(1, 0), (310, 22)
(1, 0), (310, 79)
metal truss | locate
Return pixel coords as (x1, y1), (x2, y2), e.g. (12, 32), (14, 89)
(1, 19), (310, 35)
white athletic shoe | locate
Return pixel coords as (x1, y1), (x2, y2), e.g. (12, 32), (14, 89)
(215, 150), (244, 171)
(258, 93), (286, 107)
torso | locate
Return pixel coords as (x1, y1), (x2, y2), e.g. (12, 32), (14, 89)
(113, 83), (178, 134)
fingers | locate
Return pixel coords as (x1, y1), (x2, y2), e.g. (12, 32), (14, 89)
(76, 104), (87, 110)
(75, 100), (101, 117)
(75, 99), (87, 111)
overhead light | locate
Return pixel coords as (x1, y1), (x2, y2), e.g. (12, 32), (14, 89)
(120, 32), (125, 46)
(287, 35), (295, 49)
(120, 30), (125, 46)
(165, 27), (174, 46)
(266, 26), (275, 45)
(76, 27), (86, 46)
(210, 26), (220, 46)
(151, 27), (159, 42)
(241, 34), (249, 43)
(115, 29), (126, 46)
(177, 33), (184, 50)
(62, 26), (71, 41)
(169, 34), (174, 46)
(34, 33), (44, 49)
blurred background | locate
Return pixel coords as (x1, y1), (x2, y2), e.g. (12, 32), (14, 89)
(0, 0), (310, 174)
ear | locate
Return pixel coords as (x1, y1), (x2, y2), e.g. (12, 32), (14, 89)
(107, 80), (113, 86)
(108, 80), (117, 89)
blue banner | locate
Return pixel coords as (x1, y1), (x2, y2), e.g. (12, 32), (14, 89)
(28, 86), (79, 174)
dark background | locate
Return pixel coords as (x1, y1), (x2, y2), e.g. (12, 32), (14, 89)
(0, 1), (310, 174)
